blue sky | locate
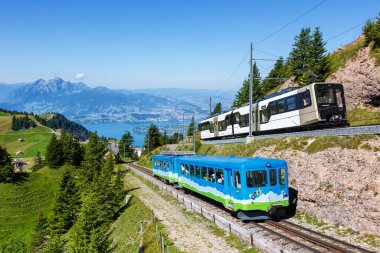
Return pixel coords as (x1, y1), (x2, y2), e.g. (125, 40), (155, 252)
(0, 0), (379, 91)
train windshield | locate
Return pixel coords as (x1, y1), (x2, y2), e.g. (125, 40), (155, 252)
(315, 84), (344, 107)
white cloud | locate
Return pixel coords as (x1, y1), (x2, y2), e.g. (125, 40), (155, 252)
(74, 72), (87, 81)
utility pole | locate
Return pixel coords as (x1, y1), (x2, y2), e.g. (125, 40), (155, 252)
(193, 116), (196, 152)
(249, 42), (253, 137)
(182, 114), (185, 143)
(209, 97), (212, 115)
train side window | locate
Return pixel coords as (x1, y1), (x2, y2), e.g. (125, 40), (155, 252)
(225, 115), (231, 125)
(335, 89), (343, 107)
(301, 90), (312, 107)
(184, 164), (189, 175)
(277, 99), (286, 113)
(195, 166), (200, 178)
(234, 171), (241, 189)
(287, 95), (296, 111)
(201, 166), (207, 180)
(279, 168), (286, 185)
(209, 123), (214, 133)
(216, 169), (224, 184)
(190, 165), (195, 177)
(180, 164), (185, 174)
(246, 170), (267, 187)
(234, 113), (240, 125)
(208, 168), (215, 183)
(240, 114), (249, 127)
(260, 109), (268, 123)
(270, 169), (277, 186)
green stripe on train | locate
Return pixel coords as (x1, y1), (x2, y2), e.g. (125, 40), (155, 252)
(179, 182), (289, 212)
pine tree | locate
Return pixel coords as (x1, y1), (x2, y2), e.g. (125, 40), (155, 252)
(0, 146), (13, 183)
(142, 124), (162, 154)
(289, 27), (312, 85)
(50, 169), (82, 235)
(81, 133), (104, 182)
(42, 236), (65, 253)
(161, 131), (170, 145)
(45, 135), (63, 169)
(261, 57), (288, 93)
(233, 63), (261, 107)
(187, 116), (195, 136)
(211, 102), (222, 115)
(61, 132), (83, 167)
(309, 27), (329, 81)
(29, 212), (48, 252)
(88, 226), (114, 253)
(118, 131), (134, 158)
(32, 151), (44, 171)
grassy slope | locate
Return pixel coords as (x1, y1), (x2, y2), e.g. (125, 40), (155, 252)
(0, 167), (64, 245)
(348, 107), (380, 126)
(0, 115), (53, 158)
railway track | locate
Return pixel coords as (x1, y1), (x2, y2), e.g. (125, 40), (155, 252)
(201, 124), (380, 145)
(127, 163), (375, 253)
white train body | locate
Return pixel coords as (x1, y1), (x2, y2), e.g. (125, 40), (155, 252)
(200, 83), (347, 140)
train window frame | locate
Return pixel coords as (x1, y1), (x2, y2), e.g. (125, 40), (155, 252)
(286, 95), (296, 111)
(234, 113), (240, 125)
(234, 171), (241, 190)
(277, 99), (286, 113)
(240, 114), (249, 127)
(279, 168), (286, 185)
(216, 169), (224, 184)
(246, 170), (268, 187)
(180, 164), (185, 174)
(190, 165), (195, 177)
(301, 90), (312, 107)
(209, 122), (214, 133)
(269, 169), (277, 186)
(201, 166), (207, 181)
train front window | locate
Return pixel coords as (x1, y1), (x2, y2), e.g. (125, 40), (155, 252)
(279, 168), (286, 185)
(270, 169), (277, 186)
(316, 88), (335, 104)
(246, 170), (267, 187)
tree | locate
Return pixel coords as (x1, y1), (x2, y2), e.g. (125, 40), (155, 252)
(50, 169), (82, 235)
(261, 57), (288, 94)
(81, 133), (104, 182)
(187, 116), (195, 136)
(363, 14), (380, 48)
(309, 27), (329, 81)
(289, 27), (312, 85)
(169, 132), (183, 144)
(142, 124), (162, 154)
(29, 212), (48, 252)
(211, 102), (222, 115)
(61, 132), (83, 167)
(88, 226), (114, 253)
(32, 151), (44, 171)
(45, 135), (63, 169)
(118, 131), (134, 159)
(0, 146), (14, 183)
(160, 131), (170, 145)
(233, 63), (261, 107)
(42, 236), (65, 253)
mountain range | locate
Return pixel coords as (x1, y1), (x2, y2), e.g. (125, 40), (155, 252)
(0, 78), (235, 124)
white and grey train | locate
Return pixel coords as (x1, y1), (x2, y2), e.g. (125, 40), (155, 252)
(199, 82), (347, 140)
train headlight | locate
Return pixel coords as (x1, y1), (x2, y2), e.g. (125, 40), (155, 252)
(266, 162), (271, 168)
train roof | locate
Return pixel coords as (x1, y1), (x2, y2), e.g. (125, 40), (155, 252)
(174, 155), (287, 170)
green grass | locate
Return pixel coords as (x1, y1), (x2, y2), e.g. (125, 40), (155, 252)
(196, 135), (377, 156)
(0, 167), (64, 245)
(328, 37), (366, 74)
(347, 107), (380, 126)
(0, 126), (53, 158)
(0, 116), (12, 134)
(111, 172), (182, 253)
(0, 111), (11, 116)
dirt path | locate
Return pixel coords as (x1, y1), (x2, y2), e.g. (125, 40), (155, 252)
(125, 173), (240, 253)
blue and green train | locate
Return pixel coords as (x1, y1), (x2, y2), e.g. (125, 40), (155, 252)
(152, 153), (291, 220)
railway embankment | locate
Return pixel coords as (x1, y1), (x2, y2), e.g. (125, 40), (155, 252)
(191, 135), (380, 239)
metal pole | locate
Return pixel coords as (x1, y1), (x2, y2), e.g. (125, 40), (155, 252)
(209, 97), (212, 115)
(249, 42), (253, 137)
(193, 117), (195, 152)
(182, 114), (185, 143)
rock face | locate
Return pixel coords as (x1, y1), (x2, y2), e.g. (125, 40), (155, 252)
(253, 141), (380, 236)
(327, 46), (380, 110)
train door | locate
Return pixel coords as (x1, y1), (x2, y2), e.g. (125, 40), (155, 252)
(224, 168), (234, 210)
(230, 169), (244, 211)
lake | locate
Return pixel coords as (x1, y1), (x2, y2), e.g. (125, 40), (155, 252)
(83, 120), (190, 147)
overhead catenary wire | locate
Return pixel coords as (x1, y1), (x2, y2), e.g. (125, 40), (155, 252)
(213, 0), (328, 96)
